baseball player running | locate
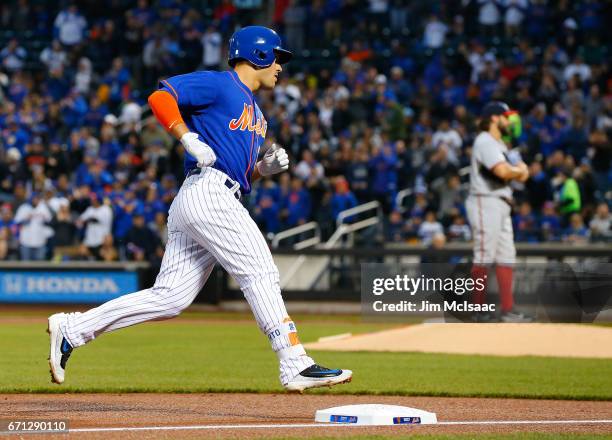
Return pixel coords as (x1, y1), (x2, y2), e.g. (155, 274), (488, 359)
(466, 101), (532, 322)
(47, 26), (352, 392)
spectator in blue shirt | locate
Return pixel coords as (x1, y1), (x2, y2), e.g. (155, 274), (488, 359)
(283, 177), (311, 228)
(83, 96), (108, 129)
(346, 147), (371, 202)
(369, 144), (398, 211)
(142, 186), (166, 224)
(2, 118), (30, 155)
(98, 118), (122, 167)
(513, 201), (539, 242)
(112, 189), (143, 250)
(45, 66), (71, 101)
(81, 159), (113, 192)
(125, 213), (159, 262)
(410, 191), (429, 220)
(539, 201), (562, 241)
(7, 77), (29, 109)
(103, 58), (131, 109)
(61, 90), (88, 128)
(439, 75), (467, 110)
(253, 194), (281, 234)
(255, 178), (281, 206)
(387, 210), (406, 242)
(563, 213), (590, 244)
(330, 177), (358, 221)
(130, 0), (155, 27)
(388, 66), (413, 105)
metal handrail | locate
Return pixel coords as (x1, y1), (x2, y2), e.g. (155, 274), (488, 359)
(280, 225), (348, 288)
(274, 221), (321, 291)
(395, 188), (413, 213)
(280, 202), (383, 289)
(293, 237), (321, 250)
(324, 224), (348, 249)
(336, 200), (381, 228)
(271, 221), (320, 249)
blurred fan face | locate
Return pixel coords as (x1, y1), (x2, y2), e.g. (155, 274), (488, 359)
(570, 214), (583, 228)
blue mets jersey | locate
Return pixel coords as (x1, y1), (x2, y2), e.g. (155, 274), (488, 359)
(158, 70), (267, 193)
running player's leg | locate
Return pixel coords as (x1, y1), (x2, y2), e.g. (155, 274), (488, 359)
(178, 170), (314, 385)
(61, 230), (215, 347)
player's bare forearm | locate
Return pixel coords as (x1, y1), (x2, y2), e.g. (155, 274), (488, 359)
(492, 162), (529, 182)
(516, 162), (530, 182)
(169, 121), (189, 140)
(505, 166), (524, 180)
(252, 165), (263, 182)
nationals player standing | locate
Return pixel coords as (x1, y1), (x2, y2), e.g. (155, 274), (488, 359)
(467, 101), (532, 322)
(47, 26), (352, 392)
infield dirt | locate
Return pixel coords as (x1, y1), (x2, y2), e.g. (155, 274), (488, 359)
(305, 323), (612, 358)
(2, 393), (611, 439)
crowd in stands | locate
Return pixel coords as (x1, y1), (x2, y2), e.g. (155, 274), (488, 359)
(0, 0), (610, 262)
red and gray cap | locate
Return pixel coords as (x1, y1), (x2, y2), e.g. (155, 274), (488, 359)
(481, 101), (514, 118)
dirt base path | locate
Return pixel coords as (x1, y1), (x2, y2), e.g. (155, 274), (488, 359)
(2, 393), (611, 439)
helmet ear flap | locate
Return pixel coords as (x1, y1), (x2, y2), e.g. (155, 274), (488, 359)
(253, 49), (270, 64)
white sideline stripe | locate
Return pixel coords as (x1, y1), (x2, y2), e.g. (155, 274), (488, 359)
(2, 420), (611, 435)
(439, 420), (612, 426)
(55, 419), (612, 433)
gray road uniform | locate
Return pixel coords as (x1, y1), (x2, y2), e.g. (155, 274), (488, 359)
(466, 132), (516, 265)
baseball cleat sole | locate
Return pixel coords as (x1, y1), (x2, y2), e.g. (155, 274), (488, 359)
(47, 322), (60, 384)
(47, 313), (71, 385)
(285, 367), (353, 393)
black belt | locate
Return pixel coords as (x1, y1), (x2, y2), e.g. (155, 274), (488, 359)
(473, 194), (513, 205)
(186, 168), (241, 200)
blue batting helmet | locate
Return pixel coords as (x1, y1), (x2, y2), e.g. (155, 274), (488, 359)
(228, 26), (292, 68)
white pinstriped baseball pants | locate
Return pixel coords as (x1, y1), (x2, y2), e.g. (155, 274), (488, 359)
(61, 168), (314, 385)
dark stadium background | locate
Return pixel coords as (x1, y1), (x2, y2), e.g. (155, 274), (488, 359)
(0, 0), (609, 305)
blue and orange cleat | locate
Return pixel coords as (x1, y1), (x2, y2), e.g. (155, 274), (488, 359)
(284, 364), (352, 393)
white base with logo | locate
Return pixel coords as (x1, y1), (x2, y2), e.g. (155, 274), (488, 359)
(314, 404), (437, 426)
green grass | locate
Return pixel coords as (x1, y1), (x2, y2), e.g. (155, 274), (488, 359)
(1, 315), (611, 400)
(275, 436), (612, 440)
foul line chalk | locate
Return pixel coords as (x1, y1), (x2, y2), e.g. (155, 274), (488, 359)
(1, 419), (611, 435)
